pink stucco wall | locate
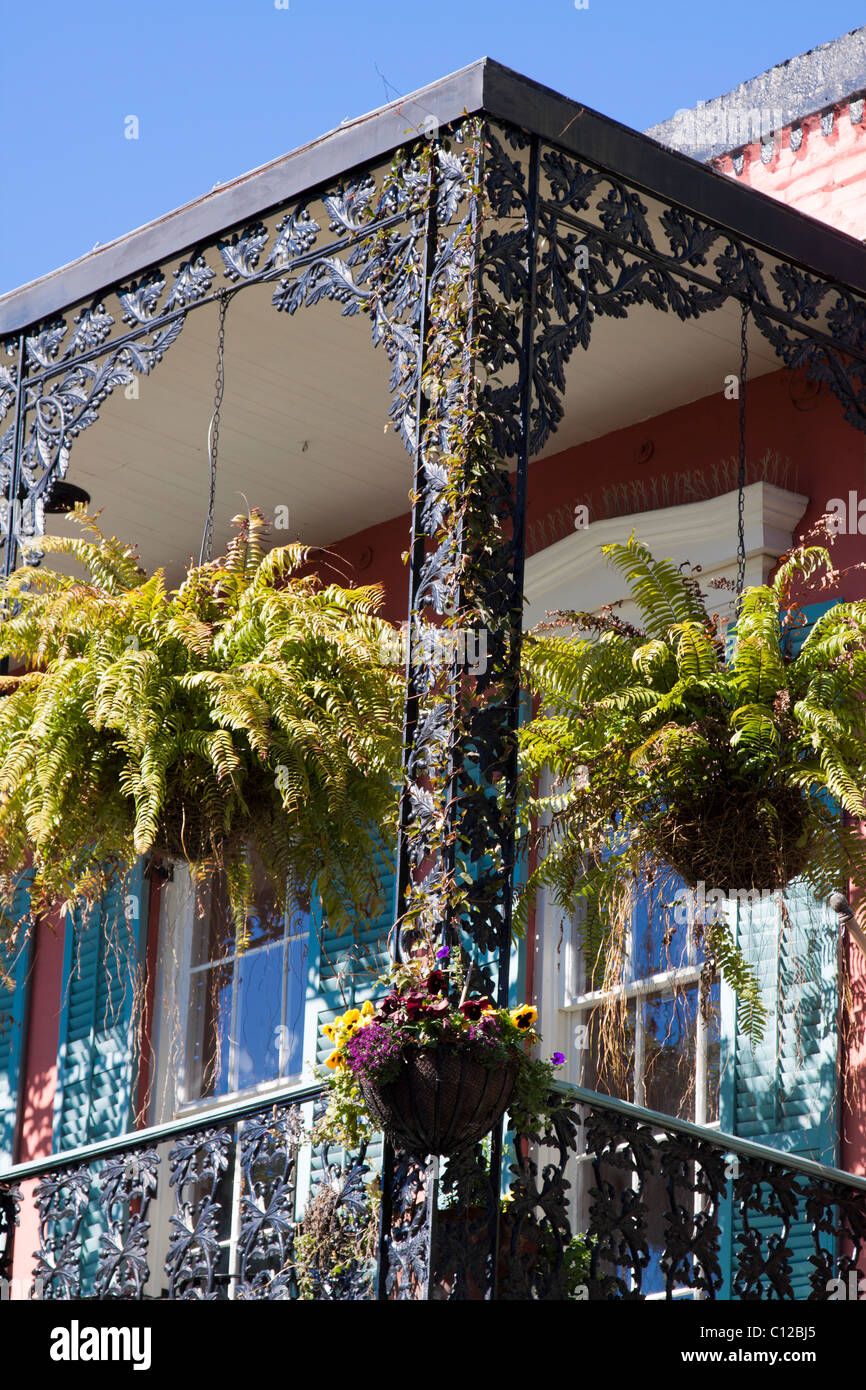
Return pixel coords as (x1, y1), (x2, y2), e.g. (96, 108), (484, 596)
(11, 908), (65, 1293)
(713, 101), (866, 240)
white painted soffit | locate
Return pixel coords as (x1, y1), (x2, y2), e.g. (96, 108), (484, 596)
(523, 482), (809, 630)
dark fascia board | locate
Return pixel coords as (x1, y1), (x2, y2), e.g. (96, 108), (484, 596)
(4, 55), (866, 337)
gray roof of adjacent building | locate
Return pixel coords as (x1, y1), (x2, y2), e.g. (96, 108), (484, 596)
(645, 24), (866, 162)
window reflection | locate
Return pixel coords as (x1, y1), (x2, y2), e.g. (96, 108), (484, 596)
(185, 856), (309, 1102)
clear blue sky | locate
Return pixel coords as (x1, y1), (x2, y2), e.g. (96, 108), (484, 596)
(2, 0), (865, 298)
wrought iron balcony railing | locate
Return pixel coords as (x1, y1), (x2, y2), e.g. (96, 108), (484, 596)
(1, 1080), (865, 1300)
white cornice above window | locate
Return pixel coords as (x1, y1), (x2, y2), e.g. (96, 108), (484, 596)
(523, 482), (809, 630)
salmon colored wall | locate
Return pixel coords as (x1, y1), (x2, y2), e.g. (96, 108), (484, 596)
(714, 102), (866, 241)
(330, 367), (866, 612)
(11, 906), (65, 1292)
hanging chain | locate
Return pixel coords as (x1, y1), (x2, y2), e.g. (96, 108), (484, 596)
(736, 300), (750, 598)
(199, 289), (235, 566)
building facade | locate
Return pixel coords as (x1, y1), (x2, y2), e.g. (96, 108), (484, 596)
(3, 32), (866, 1300)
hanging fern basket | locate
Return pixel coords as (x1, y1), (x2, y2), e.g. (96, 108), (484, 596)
(650, 785), (815, 893)
(359, 1044), (517, 1159)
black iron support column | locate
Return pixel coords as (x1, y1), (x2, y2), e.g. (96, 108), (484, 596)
(488, 132), (540, 1300)
(377, 149), (440, 1302)
(3, 334), (26, 580)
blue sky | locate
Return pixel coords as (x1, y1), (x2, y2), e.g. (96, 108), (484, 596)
(1, 0), (865, 297)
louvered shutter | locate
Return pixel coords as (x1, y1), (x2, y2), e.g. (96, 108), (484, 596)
(306, 844), (394, 1194)
(52, 864), (149, 1293)
(0, 874), (33, 1169)
(719, 601), (839, 1297)
(54, 861), (149, 1151)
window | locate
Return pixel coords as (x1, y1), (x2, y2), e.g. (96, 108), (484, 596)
(183, 856), (309, 1105)
(561, 877), (721, 1126)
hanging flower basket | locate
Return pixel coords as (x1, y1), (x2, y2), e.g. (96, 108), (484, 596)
(359, 1043), (518, 1158)
(318, 952), (564, 1159)
(517, 532), (866, 1046)
(651, 785), (816, 893)
(0, 506), (403, 935)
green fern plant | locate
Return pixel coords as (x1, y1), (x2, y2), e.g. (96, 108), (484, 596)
(517, 533), (866, 1045)
(0, 506), (403, 939)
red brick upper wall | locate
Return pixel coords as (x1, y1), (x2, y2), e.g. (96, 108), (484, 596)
(712, 101), (866, 239)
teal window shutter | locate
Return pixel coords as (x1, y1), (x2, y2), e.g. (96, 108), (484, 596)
(306, 841), (394, 1195)
(51, 863), (149, 1295)
(53, 861), (149, 1151)
(0, 873), (34, 1169)
(719, 601), (840, 1296)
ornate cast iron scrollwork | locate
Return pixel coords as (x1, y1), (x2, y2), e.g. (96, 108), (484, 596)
(32, 1166), (92, 1299)
(165, 1124), (234, 1299)
(234, 1104), (304, 1300)
(7, 112), (866, 1305)
(95, 1149), (160, 1300)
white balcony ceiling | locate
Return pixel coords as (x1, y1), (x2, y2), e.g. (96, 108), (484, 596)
(47, 284), (781, 586)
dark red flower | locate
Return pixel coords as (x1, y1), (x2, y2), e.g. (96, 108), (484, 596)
(459, 994), (492, 1021)
(426, 970), (447, 995)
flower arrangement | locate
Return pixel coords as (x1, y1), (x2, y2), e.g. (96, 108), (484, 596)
(318, 949), (563, 1155)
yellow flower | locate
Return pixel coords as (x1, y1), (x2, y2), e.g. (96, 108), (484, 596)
(361, 1000), (375, 1018)
(325, 1050), (344, 1071)
(511, 1004), (538, 1031)
(323, 1023), (336, 1042)
(343, 1008), (361, 1026)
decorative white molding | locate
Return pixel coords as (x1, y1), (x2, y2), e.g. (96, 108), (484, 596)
(523, 482), (809, 630)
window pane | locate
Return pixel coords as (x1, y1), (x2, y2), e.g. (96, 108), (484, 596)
(241, 857), (286, 950)
(284, 922), (308, 1078)
(579, 1003), (635, 1102)
(643, 988), (699, 1121)
(187, 962), (233, 1100)
(191, 879), (235, 967)
(235, 941), (285, 1090)
(630, 883), (691, 981)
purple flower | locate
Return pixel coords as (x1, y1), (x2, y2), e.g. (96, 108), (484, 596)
(550, 1052), (566, 1067)
(436, 946), (450, 960)
(345, 1020), (403, 1083)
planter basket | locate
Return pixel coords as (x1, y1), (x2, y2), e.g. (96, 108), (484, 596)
(359, 1044), (517, 1158)
(651, 786), (815, 892)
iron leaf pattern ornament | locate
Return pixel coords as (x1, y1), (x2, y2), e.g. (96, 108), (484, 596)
(94, 1150), (160, 1300)
(234, 1104), (304, 1300)
(165, 1125), (233, 1299)
(5, 116), (866, 1301)
(32, 1167), (92, 1299)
